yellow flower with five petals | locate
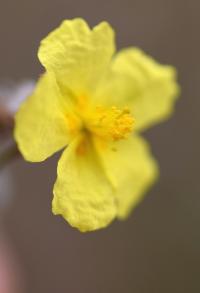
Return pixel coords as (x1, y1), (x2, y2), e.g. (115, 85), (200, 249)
(14, 19), (179, 232)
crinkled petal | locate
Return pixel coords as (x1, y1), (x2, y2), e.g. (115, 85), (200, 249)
(95, 48), (179, 131)
(52, 136), (117, 232)
(38, 18), (115, 97)
(94, 135), (158, 219)
(14, 73), (70, 162)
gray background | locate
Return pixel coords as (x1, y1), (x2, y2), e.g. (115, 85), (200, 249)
(0, 0), (199, 292)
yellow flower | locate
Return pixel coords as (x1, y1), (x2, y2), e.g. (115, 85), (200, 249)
(14, 18), (179, 232)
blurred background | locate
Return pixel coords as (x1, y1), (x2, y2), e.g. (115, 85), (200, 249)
(0, 0), (199, 292)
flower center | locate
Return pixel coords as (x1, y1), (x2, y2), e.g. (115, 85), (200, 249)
(67, 97), (134, 143)
(84, 105), (134, 141)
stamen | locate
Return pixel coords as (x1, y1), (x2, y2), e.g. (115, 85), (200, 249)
(86, 105), (134, 141)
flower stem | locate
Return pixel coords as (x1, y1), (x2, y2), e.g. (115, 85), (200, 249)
(0, 141), (19, 171)
(0, 104), (18, 170)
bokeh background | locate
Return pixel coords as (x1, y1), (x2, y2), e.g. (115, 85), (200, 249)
(0, 0), (200, 292)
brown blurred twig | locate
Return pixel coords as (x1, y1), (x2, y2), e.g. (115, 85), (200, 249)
(0, 105), (14, 132)
(0, 103), (20, 171)
(0, 141), (19, 171)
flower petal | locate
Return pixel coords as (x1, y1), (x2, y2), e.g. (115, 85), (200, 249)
(95, 48), (179, 131)
(52, 136), (117, 232)
(14, 73), (70, 162)
(94, 135), (158, 219)
(38, 18), (115, 97)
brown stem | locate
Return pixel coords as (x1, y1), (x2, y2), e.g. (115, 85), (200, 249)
(0, 141), (19, 171)
(0, 105), (14, 131)
(0, 103), (19, 170)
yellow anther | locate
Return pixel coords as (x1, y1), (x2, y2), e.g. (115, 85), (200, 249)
(67, 99), (135, 142)
(86, 105), (134, 141)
